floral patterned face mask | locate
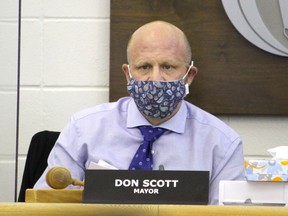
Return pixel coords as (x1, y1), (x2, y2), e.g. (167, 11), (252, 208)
(127, 63), (193, 119)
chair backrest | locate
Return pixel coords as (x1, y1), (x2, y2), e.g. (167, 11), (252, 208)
(18, 130), (60, 202)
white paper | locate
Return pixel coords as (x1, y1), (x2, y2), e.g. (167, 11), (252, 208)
(267, 146), (288, 159)
(88, 160), (118, 170)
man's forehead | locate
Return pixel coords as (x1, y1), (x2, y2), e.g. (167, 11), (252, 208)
(132, 58), (184, 65)
(131, 24), (182, 44)
(129, 31), (185, 57)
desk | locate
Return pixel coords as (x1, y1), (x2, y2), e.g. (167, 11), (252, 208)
(1, 203), (288, 216)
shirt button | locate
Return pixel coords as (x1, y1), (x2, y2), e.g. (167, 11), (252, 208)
(151, 150), (155, 154)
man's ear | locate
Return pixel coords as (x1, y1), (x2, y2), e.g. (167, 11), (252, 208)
(187, 66), (198, 85)
(122, 64), (130, 83)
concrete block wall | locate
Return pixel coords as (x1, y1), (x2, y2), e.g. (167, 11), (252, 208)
(19, 0), (110, 155)
(0, 0), (21, 202)
(1, 0), (287, 202)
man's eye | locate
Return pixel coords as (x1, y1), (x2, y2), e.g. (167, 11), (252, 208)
(162, 65), (174, 70)
(139, 65), (151, 70)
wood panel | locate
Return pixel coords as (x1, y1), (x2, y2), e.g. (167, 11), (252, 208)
(2, 203), (288, 216)
(110, 0), (288, 115)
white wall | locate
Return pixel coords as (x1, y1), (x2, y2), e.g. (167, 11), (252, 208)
(0, 0), (20, 202)
(0, 0), (287, 202)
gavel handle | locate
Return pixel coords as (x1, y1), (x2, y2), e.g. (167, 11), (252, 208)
(71, 178), (84, 187)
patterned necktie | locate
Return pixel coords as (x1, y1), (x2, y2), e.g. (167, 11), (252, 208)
(129, 126), (166, 170)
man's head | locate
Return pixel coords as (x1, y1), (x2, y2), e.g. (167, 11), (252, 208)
(128, 20), (192, 63)
(122, 21), (198, 125)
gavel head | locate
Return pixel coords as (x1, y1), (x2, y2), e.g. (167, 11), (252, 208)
(46, 167), (72, 189)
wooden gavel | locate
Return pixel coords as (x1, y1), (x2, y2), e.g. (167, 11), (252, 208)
(46, 167), (84, 189)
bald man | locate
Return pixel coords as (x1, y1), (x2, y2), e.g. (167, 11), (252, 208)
(34, 21), (245, 205)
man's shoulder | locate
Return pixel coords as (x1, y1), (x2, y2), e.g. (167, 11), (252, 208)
(184, 101), (240, 138)
(72, 97), (132, 121)
(184, 101), (218, 122)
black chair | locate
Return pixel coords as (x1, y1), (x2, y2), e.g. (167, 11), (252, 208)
(18, 130), (60, 202)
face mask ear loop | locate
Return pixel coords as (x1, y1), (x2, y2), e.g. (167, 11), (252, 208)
(183, 60), (194, 80)
(127, 65), (132, 79)
(183, 61), (194, 95)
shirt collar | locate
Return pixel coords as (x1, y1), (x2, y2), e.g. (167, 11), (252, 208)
(126, 98), (187, 134)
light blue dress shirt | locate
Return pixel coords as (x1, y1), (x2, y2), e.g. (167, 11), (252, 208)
(34, 97), (245, 204)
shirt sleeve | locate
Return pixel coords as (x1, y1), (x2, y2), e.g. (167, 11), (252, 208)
(209, 137), (245, 205)
(33, 117), (86, 189)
